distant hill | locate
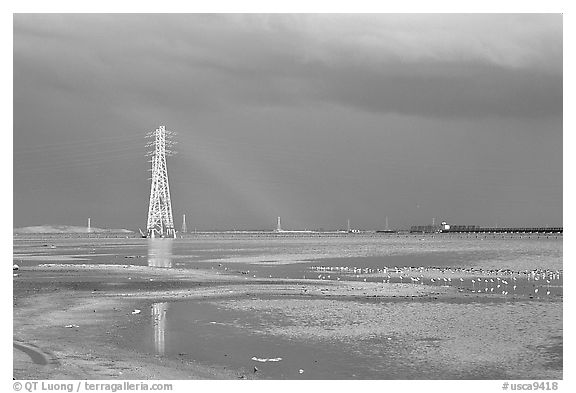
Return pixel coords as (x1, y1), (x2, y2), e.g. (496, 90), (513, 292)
(14, 225), (133, 234)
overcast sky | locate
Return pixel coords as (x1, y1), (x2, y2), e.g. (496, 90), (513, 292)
(13, 14), (562, 230)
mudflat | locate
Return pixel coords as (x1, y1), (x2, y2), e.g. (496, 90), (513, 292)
(14, 262), (453, 379)
(13, 234), (562, 380)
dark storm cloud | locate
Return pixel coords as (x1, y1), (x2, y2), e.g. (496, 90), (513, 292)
(13, 14), (563, 229)
(14, 14), (562, 120)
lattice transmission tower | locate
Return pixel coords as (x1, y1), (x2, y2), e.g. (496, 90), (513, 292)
(146, 126), (177, 238)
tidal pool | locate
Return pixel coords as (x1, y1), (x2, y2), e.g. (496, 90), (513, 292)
(142, 296), (562, 379)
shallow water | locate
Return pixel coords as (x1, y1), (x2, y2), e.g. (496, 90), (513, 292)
(14, 233), (563, 379)
(141, 296), (562, 379)
(13, 234), (563, 299)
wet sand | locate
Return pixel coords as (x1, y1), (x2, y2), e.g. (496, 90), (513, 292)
(13, 264), (247, 379)
(13, 235), (562, 380)
(13, 262), (454, 379)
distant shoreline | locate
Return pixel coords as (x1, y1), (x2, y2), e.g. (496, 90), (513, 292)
(13, 225), (133, 235)
(12, 231), (563, 240)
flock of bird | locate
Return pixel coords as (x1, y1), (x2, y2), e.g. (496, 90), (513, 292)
(210, 261), (562, 298)
(306, 265), (562, 297)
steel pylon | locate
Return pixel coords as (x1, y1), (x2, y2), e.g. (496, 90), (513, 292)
(146, 126), (176, 238)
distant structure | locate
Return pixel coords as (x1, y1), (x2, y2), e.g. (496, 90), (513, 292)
(408, 221), (564, 234)
(347, 219), (361, 233)
(87, 217), (91, 233)
(146, 126), (177, 238)
(411, 220), (450, 233)
(376, 216), (396, 233)
(275, 216), (282, 232)
(181, 214), (187, 233)
(444, 225), (562, 234)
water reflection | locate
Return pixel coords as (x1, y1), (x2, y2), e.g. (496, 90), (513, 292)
(147, 239), (173, 268)
(148, 240), (171, 355)
(152, 302), (168, 355)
